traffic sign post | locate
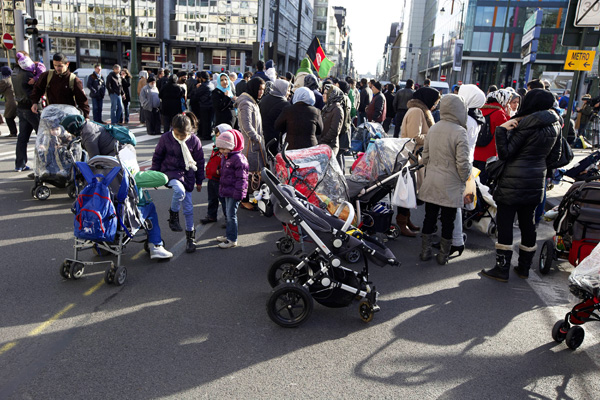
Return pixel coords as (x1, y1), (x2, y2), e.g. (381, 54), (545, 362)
(3, 33), (14, 50)
(440, 75), (446, 82)
(575, 0), (600, 27)
(521, 10), (542, 84)
(564, 49), (596, 70)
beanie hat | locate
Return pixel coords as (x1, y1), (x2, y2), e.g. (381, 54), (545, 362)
(372, 81), (382, 91)
(60, 114), (85, 135)
(1, 66), (12, 77)
(215, 130), (235, 150)
(147, 75), (156, 83)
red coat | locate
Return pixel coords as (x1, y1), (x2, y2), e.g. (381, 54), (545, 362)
(205, 147), (222, 181)
(473, 103), (510, 163)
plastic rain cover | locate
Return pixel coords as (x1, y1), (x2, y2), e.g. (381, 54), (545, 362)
(569, 244), (600, 294)
(350, 121), (387, 152)
(349, 138), (414, 183)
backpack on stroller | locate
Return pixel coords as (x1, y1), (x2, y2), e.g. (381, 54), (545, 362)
(350, 121), (386, 153)
(539, 178), (600, 275)
(32, 105), (86, 200)
(262, 168), (399, 327)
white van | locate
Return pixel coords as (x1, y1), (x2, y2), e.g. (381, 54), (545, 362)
(427, 81), (450, 95)
(73, 68), (112, 86)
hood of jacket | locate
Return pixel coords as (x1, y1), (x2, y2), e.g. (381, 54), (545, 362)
(234, 92), (257, 109)
(458, 84), (486, 109)
(303, 74), (319, 91)
(440, 94), (468, 129)
(407, 98), (435, 127)
(516, 109), (561, 131)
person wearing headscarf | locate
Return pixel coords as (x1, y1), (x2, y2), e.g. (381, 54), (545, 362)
(234, 77), (266, 209)
(473, 88), (511, 184)
(212, 73), (237, 127)
(294, 58), (312, 91)
(190, 71), (214, 140)
(0, 66), (17, 137)
(265, 60), (277, 83)
(259, 79), (291, 155)
(303, 74), (324, 110)
(397, 86), (441, 238)
(481, 89), (562, 283)
(507, 91), (521, 117)
(319, 85), (345, 157)
(275, 87), (322, 151)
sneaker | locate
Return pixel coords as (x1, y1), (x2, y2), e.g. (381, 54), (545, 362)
(15, 165), (31, 172)
(218, 240), (237, 249)
(149, 245), (173, 259)
(216, 236), (228, 243)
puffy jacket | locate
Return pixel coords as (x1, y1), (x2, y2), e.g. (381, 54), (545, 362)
(494, 110), (562, 206)
(400, 99), (435, 145)
(212, 89), (236, 126)
(151, 132), (205, 192)
(259, 93), (290, 149)
(219, 130), (249, 200)
(106, 71), (123, 95)
(190, 81), (213, 108)
(205, 147), (222, 181)
(139, 84), (160, 111)
(275, 102), (322, 150)
(473, 103), (509, 163)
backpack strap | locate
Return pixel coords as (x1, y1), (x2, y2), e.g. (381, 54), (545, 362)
(76, 162), (96, 184)
(102, 166), (122, 187)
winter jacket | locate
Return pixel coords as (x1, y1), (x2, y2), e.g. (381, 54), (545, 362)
(393, 87), (414, 112)
(30, 70), (90, 118)
(212, 89), (236, 126)
(12, 67), (35, 109)
(122, 76), (131, 103)
(339, 94), (352, 150)
(253, 70), (270, 82)
(259, 93), (290, 150)
(219, 129), (249, 200)
(205, 147), (223, 181)
(159, 82), (185, 117)
(320, 102), (344, 156)
(80, 121), (118, 158)
(235, 80), (248, 96)
(0, 77), (17, 119)
(157, 75), (169, 91)
(580, 103), (594, 126)
(348, 87), (359, 118)
(275, 102), (322, 150)
(190, 81), (213, 108)
(139, 84), (160, 111)
(493, 110), (562, 206)
(151, 132), (206, 192)
(367, 91), (386, 122)
(400, 99), (435, 145)
(106, 71), (123, 96)
(473, 103), (510, 163)
(418, 95), (472, 209)
(86, 72), (106, 99)
(384, 90), (395, 119)
(358, 86), (372, 113)
(235, 92), (266, 172)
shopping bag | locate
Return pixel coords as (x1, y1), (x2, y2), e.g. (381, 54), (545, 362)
(391, 167), (416, 209)
(463, 167), (480, 211)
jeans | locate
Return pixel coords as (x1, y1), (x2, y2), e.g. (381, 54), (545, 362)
(422, 202), (457, 240)
(169, 179), (194, 231)
(15, 108), (39, 169)
(139, 202), (162, 245)
(122, 101), (130, 123)
(452, 208), (464, 246)
(206, 179), (222, 220)
(496, 202), (537, 248)
(144, 109), (161, 135)
(220, 197), (241, 242)
(394, 109), (407, 138)
(92, 97), (103, 123)
(6, 117), (17, 136)
(109, 93), (123, 124)
(535, 184), (547, 225)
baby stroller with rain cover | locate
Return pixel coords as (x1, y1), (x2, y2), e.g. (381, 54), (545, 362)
(32, 105), (86, 200)
(551, 244), (600, 350)
(60, 154), (150, 286)
(261, 168), (399, 327)
(539, 176), (600, 275)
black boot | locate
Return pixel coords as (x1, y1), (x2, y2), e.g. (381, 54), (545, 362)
(436, 237), (452, 265)
(481, 244), (513, 282)
(168, 209), (183, 232)
(514, 244), (537, 279)
(420, 233), (433, 261)
(185, 230), (196, 253)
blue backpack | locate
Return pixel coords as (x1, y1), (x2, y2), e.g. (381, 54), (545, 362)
(73, 162), (121, 242)
(91, 121), (137, 146)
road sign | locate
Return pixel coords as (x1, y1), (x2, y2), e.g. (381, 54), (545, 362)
(575, 0), (600, 27)
(523, 10), (543, 36)
(2, 33), (13, 50)
(440, 75), (446, 82)
(523, 53), (537, 65)
(563, 0), (600, 46)
(521, 27), (541, 47)
(564, 49), (596, 70)
(521, 40), (539, 58)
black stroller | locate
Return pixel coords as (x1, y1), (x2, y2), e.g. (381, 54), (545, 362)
(262, 168), (399, 328)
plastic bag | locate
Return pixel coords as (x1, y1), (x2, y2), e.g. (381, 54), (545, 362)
(569, 243), (600, 293)
(391, 167), (416, 209)
(463, 167), (480, 211)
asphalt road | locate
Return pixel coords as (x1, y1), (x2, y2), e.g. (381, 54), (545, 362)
(0, 113), (599, 399)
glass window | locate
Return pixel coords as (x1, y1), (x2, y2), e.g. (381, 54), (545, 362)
(471, 31), (491, 51)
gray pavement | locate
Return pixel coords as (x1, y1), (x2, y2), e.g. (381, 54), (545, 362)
(0, 119), (599, 398)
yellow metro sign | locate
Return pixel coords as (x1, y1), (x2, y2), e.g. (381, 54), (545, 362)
(564, 50), (596, 71)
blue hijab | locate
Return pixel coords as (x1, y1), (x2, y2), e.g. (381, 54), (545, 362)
(217, 73), (233, 98)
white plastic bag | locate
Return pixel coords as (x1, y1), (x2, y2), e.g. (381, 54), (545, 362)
(391, 167), (416, 209)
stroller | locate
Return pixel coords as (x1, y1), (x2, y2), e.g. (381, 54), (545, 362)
(32, 105), (86, 200)
(261, 168), (399, 327)
(554, 150), (600, 183)
(60, 154), (148, 286)
(551, 244), (600, 350)
(350, 121), (387, 153)
(539, 177), (600, 275)
(462, 178), (498, 237)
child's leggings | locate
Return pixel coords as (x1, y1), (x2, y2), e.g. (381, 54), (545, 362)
(168, 179), (194, 231)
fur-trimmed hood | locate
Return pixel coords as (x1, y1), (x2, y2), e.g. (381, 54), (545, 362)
(407, 98), (435, 127)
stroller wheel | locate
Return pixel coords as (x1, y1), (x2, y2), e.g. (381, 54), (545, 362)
(276, 237), (295, 254)
(266, 283), (313, 328)
(462, 232), (468, 244)
(59, 260), (71, 279)
(69, 262), (85, 280)
(386, 224), (401, 240)
(552, 320), (570, 343)
(34, 185), (51, 201)
(345, 249), (362, 263)
(113, 266), (127, 286)
(358, 300), (375, 323)
(67, 184), (78, 199)
(463, 219), (473, 230)
(566, 325), (585, 350)
(104, 267), (114, 284)
(487, 222), (497, 237)
(268, 256), (308, 288)
(539, 239), (555, 275)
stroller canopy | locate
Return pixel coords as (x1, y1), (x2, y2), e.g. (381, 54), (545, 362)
(350, 138), (414, 184)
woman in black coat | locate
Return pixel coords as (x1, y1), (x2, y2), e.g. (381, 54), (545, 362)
(212, 73), (237, 127)
(120, 68), (132, 124)
(159, 75), (186, 133)
(190, 71), (214, 139)
(259, 79), (290, 154)
(275, 87), (323, 151)
(482, 89), (562, 283)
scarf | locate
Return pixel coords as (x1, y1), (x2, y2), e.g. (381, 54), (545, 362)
(323, 85), (344, 112)
(217, 73), (233, 98)
(292, 87), (315, 106)
(172, 132), (197, 172)
(468, 108), (485, 125)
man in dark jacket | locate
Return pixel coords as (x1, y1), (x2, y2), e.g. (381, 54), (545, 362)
(393, 79), (414, 138)
(367, 81), (386, 123)
(383, 83), (395, 133)
(13, 52), (38, 172)
(105, 64), (124, 124)
(157, 69), (170, 91)
(358, 78), (372, 125)
(253, 60), (270, 82)
(87, 64), (106, 123)
(236, 71), (252, 96)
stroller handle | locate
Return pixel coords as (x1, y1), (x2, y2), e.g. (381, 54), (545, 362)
(332, 201), (355, 232)
(280, 142), (299, 172)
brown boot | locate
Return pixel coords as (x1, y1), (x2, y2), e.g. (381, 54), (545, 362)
(396, 214), (417, 237)
(406, 210), (420, 232)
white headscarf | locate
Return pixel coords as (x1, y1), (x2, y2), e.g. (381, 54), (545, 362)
(292, 87), (315, 106)
(172, 132), (197, 171)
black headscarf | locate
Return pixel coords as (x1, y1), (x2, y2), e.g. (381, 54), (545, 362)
(304, 74), (319, 91)
(338, 80), (350, 94)
(512, 88), (556, 119)
(247, 77), (265, 101)
(413, 87), (441, 110)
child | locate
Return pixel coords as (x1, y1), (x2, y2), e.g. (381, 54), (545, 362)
(201, 123), (232, 225)
(151, 112), (205, 253)
(16, 51), (46, 84)
(214, 129), (249, 248)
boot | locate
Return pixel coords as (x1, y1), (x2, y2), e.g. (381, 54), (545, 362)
(396, 214), (417, 237)
(185, 230), (196, 253)
(514, 244), (537, 279)
(168, 209), (183, 232)
(420, 233), (433, 261)
(436, 237), (452, 265)
(481, 244), (513, 282)
(406, 210), (420, 232)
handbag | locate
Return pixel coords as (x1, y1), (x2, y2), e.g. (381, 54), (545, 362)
(486, 157), (506, 183)
(391, 167), (417, 209)
(548, 136), (574, 169)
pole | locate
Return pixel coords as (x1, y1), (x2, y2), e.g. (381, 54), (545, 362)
(563, 28), (588, 140)
(438, 34), (444, 80)
(130, 0), (139, 113)
(494, 0), (511, 85)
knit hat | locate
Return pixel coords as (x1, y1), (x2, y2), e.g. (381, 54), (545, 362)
(372, 81), (382, 91)
(147, 76), (156, 83)
(60, 114), (85, 135)
(512, 88), (557, 119)
(1, 66), (12, 77)
(215, 130), (235, 150)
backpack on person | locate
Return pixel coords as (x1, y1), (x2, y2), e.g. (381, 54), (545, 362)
(45, 70), (77, 104)
(91, 121), (137, 146)
(475, 114), (494, 147)
(73, 162), (121, 242)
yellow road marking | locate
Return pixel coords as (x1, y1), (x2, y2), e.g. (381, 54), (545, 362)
(131, 249), (145, 260)
(28, 303), (76, 337)
(0, 341), (17, 355)
(84, 280), (104, 296)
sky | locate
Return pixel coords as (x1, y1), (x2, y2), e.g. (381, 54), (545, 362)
(330, 0), (400, 75)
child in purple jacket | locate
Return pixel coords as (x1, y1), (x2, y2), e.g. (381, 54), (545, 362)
(214, 129), (249, 248)
(151, 112), (205, 253)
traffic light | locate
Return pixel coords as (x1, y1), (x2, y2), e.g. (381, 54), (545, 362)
(23, 14), (38, 39)
(36, 37), (45, 50)
(408, 43), (413, 53)
(123, 50), (131, 63)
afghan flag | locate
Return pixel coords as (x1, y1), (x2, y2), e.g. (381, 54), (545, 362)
(306, 37), (335, 79)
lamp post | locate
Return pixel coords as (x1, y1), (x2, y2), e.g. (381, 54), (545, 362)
(438, 34), (445, 80)
(440, 0), (465, 84)
(129, 0), (139, 112)
(494, 0), (512, 85)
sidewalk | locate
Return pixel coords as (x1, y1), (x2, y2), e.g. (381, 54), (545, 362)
(546, 148), (591, 209)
